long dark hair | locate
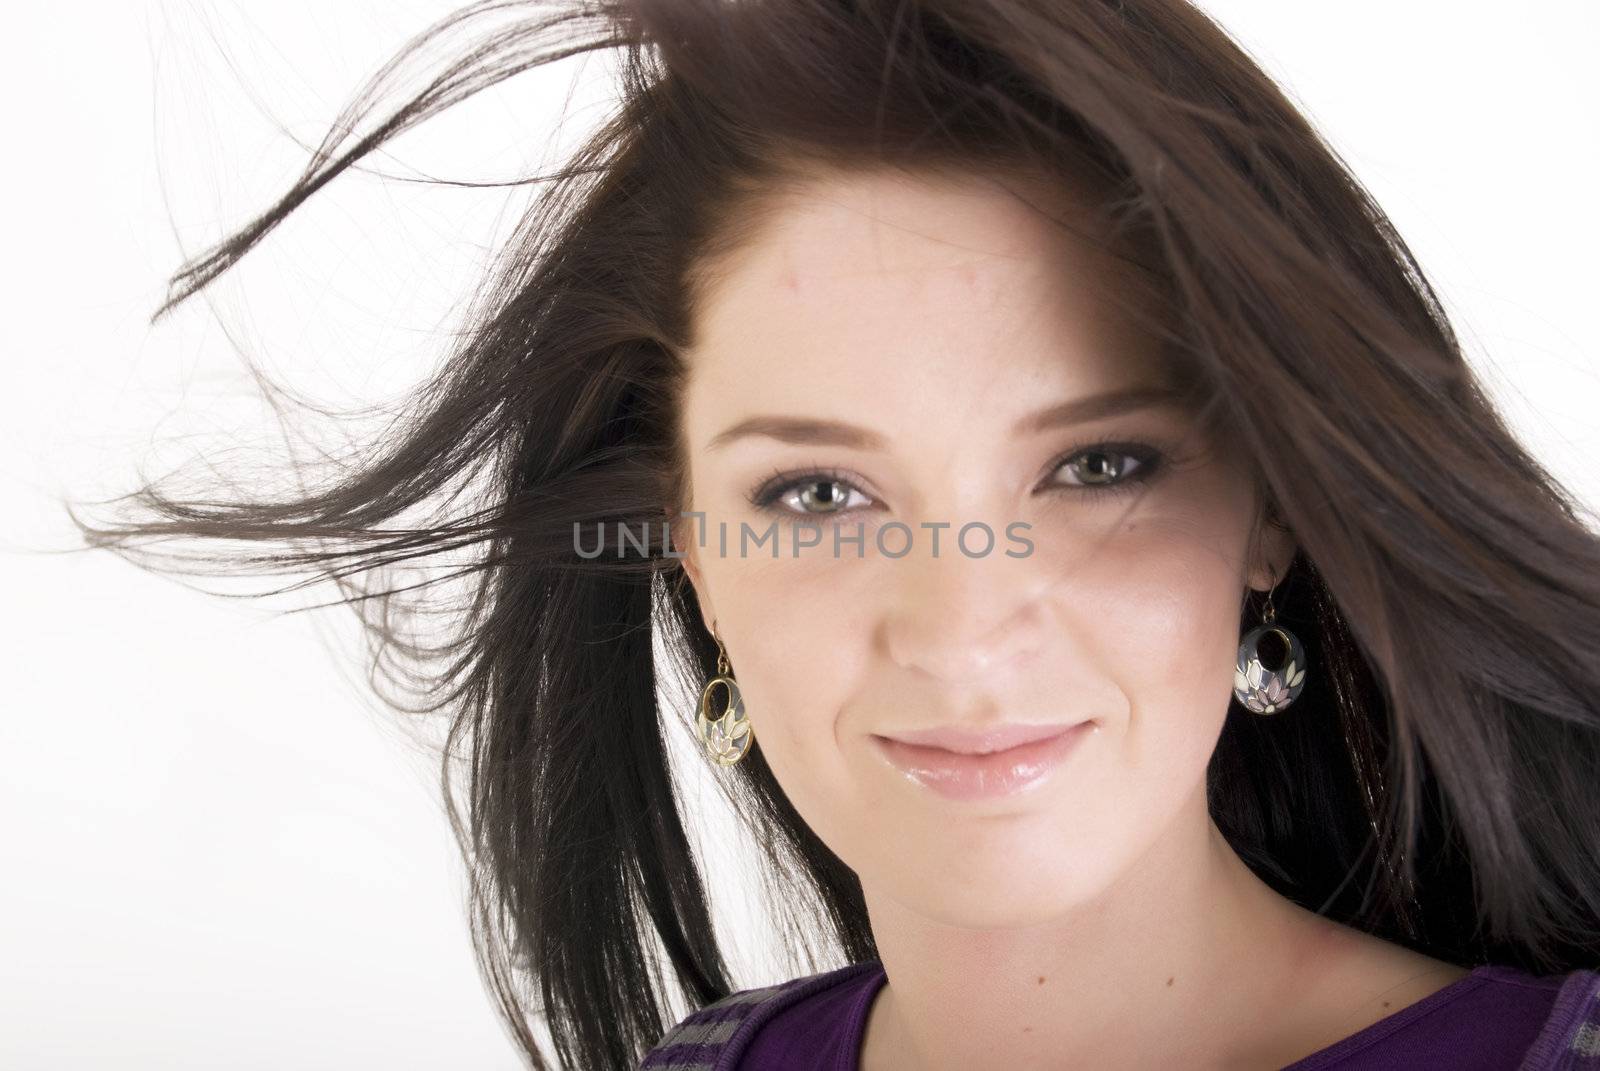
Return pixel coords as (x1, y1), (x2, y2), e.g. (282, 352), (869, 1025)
(69, 0), (1600, 1067)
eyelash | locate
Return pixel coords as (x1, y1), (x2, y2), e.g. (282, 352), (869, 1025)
(746, 437), (1172, 517)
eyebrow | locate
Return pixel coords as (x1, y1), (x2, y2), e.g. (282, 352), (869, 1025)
(705, 384), (1187, 452)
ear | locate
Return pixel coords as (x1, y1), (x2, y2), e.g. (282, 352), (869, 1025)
(1247, 501), (1298, 592)
(671, 514), (717, 636)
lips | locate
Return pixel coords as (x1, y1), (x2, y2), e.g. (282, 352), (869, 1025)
(871, 721), (1094, 802)
(877, 722), (1080, 754)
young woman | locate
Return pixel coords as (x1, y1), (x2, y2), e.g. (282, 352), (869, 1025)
(75, 0), (1600, 1067)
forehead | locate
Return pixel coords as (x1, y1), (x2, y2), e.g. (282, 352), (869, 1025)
(681, 166), (1175, 432)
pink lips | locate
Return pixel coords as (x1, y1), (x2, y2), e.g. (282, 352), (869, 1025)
(872, 721), (1093, 801)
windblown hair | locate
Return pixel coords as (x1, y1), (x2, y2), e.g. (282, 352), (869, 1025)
(71, 0), (1600, 1067)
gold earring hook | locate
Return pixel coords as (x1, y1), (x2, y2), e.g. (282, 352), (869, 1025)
(711, 619), (730, 677)
(1262, 572), (1281, 625)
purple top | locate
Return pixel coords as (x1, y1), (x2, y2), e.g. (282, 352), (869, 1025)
(640, 959), (1600, 1069)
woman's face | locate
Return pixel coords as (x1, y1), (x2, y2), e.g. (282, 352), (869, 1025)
(676, 165), (1292, 927)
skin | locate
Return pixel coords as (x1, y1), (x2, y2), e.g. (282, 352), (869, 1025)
(673, 164), (1467, 1069)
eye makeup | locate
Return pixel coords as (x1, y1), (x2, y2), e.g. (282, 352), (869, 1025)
(743, 432), (1179, 519)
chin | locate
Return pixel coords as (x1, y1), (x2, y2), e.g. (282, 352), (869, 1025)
(882, 852), (1107, 929)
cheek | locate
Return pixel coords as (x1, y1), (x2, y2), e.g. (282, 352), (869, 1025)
(1071, 504), (1245, 721)
(697, 554), (868, 812)
(1046, 508), (1247, 837)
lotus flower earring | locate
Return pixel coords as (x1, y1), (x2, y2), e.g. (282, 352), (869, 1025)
(1233, 575), (1307, 715)
(697, 622), (754, 766)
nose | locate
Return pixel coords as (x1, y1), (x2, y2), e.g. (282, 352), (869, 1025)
(881, 536), (1052, 685)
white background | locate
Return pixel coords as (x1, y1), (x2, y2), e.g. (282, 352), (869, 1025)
(3, 2), (1596, 1068)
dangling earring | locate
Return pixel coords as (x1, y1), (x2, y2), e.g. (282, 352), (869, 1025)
(697, 622), (754, 766)
(1233, 575), (1307, 715)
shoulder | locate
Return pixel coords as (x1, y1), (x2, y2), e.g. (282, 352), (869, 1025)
(640, 961), (884, 1070)
(1342, 962), (1600, 1071)
(1285, 923), (1600, 1069)
(639, 977), (793, 1070)
(1503, 964), (1600, 1070)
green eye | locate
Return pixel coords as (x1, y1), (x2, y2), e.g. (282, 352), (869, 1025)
(791, 479), (857, 513)
(1043, 441), (1166, 500)
(749, 468), (874, 517)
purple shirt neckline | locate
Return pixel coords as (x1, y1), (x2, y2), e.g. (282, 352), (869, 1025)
(708, 957), (1597, 1069)
(816, 961), (1535, 1070)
